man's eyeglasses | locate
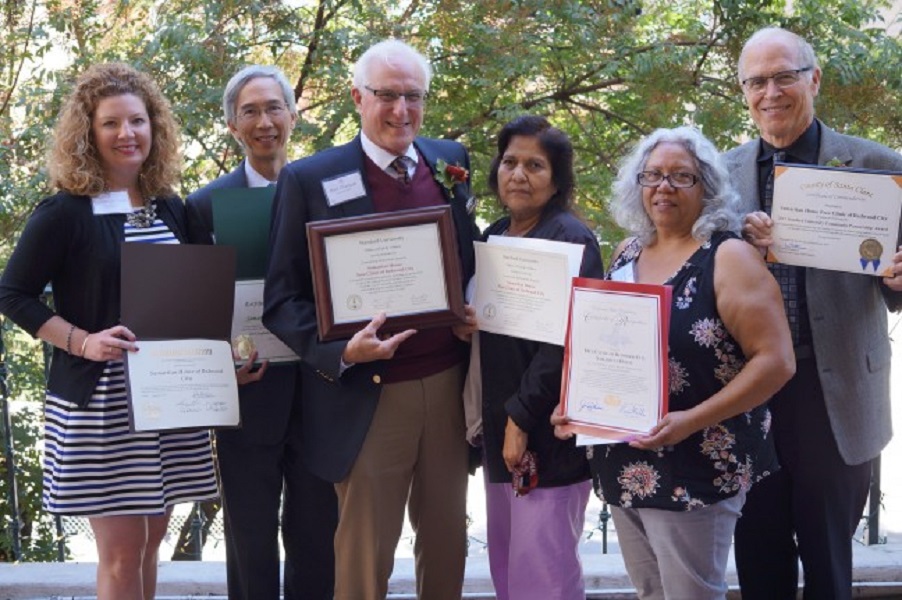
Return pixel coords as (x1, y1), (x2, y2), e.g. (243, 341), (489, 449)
(364, 85), (427, 105)
(637, 171), (699, 188)
(741, 67), (813, 94)
(237, 103), (287, 122)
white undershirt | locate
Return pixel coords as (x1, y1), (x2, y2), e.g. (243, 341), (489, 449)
(243, 160), (276, 188)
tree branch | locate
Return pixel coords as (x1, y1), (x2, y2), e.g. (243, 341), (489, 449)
(0, 0), (37, 119)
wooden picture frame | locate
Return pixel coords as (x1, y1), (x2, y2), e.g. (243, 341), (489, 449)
(306, 205), (465, 341)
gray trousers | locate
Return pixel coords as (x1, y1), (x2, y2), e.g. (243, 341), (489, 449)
(612, 490), (745, 600)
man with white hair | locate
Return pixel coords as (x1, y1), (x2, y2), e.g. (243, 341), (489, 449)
(264, 39), (478, 599)
(727, 27), (902, 599)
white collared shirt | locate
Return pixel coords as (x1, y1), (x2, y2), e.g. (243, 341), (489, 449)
(243, 160), (277, 188)
(359, 131), (418, 180)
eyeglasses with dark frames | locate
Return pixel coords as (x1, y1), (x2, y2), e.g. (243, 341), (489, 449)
(363, 85), (428, 105)
(637, 171), (699, 188)
(741, 67), (813, 94)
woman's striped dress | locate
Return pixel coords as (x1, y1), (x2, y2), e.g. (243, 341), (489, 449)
(42, 211), (219, 516)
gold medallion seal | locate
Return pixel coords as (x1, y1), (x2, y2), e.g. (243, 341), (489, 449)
(859, 238), (883, 261)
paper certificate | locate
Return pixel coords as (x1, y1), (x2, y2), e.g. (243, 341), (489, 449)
(473, 237), (584, 345)
(770, 164), (902, 276)
(125, 339), (239, 432)
(560, 279), (670, 441)
(324, 222), (449, 323)
(231, 280), (298, 363)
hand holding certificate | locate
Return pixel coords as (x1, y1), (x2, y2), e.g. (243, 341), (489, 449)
(770, 164), (902, 276)
(560, 278), (671, 441)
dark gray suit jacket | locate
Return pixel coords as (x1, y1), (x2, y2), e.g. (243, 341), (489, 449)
(263, 135), (478, 482)
(724, 120), (902, 465)
(186, 161), (297, 446)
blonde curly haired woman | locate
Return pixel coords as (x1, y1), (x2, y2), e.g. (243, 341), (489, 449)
(0, 63), (217, 599)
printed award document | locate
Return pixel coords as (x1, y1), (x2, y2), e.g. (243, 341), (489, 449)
(126, 339), (239, 431)
(472, 236), (584, 345)
(325, 223), (448, 320)
(770, 164), (902, 276)
(561, 278), (671, 441)
(231, 280), (298, 363)
(121, 243), (239, 432)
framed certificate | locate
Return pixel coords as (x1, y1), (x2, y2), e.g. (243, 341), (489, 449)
(770, 164), (902, 276)
(307, 205), (465, 341)
(560, 278), (671, 441)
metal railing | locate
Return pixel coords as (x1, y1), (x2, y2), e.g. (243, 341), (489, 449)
(0, 330), (23, 561)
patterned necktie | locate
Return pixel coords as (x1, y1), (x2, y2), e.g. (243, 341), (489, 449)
(388, 156), (412, 184)
(764, 151), (804, 345)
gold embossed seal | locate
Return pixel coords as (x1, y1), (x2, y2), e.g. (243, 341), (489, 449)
(859, 238), (883, 262)
(232, 334), (256, 361)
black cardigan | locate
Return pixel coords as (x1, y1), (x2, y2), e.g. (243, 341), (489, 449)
(0, 191), (189, 407)
(480, 208), (605, 487)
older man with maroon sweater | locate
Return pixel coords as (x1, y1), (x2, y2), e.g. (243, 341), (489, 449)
(263, 39), (479, 600)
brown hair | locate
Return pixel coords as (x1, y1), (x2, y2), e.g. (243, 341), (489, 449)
(48, 62), (181, 197)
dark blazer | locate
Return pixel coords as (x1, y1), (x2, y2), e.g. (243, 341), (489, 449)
(724, 120), (902, 465)
(0, 192), (188, 407)
(186, 162), (296, 445)
(263, 135), (478, 482)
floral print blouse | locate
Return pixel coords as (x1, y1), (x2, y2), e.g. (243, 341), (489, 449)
(589, 231), (779, 510)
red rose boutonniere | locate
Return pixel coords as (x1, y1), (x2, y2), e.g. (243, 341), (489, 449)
(434, 158), (469, 191)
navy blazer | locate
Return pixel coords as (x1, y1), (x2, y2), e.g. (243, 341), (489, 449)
(186, 162), (298, 446)
(263, 136), (479, 482)
(724, 121), (902, 465)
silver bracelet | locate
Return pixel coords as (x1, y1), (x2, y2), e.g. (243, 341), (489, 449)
(65, 324), (76, 355)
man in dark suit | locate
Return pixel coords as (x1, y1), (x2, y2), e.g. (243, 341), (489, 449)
(186, 65), (337, 600)
(726, 27), (902, 600)
(263, 40), (479, 600)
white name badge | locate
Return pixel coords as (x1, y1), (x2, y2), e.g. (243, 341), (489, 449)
(92, 190), (133, 215)
(322, 171), (366, 207)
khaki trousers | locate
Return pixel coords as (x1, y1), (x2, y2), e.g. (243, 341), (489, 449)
(334, 364), (468, 600)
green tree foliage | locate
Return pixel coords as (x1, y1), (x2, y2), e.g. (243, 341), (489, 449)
(1, 0), (900, 560)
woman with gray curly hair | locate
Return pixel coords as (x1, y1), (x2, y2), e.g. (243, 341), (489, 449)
(556, 126), (795, 599)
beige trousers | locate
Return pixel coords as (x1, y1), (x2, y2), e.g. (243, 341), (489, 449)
(333, 363), (469, 600)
